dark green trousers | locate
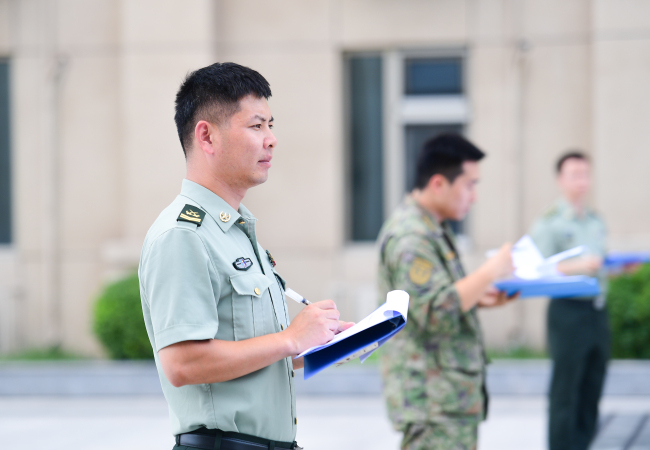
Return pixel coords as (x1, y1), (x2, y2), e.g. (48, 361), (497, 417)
(547, 298), (610, 450)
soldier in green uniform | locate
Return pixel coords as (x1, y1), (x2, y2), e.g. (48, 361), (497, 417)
(378, 134), (517, 450)
(139, 62), (353, 450)
(529, 152), (608, 450)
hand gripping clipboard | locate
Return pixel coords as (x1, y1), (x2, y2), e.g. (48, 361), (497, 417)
(495, 276), (601, 299)
(296, 290), (409, 379)
(604, 252), (650, 269)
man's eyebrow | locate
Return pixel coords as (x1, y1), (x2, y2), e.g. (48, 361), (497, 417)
(252, 114), (274, 122)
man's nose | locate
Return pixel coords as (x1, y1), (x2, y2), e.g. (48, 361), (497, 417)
(266, 130), (277, 149)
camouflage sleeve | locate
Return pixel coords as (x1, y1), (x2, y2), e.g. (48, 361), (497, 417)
(529, 218), (558, 258)
(383, 233), (462, 336)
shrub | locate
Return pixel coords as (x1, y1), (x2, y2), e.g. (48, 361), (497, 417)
(607, 264), (650, 359)
(93, 272), (153, 359)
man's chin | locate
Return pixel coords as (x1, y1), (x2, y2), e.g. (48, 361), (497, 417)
(249, 173), (269, 187)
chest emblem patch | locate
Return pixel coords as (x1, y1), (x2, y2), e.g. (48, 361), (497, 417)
(409, 257), (434, 286)
(233, 257), (254, 271)
(177, 205), (206, 226)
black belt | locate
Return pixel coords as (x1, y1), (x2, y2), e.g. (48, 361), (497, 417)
(176, 428), (301, 450)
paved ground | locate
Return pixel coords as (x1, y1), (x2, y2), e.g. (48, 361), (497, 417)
(1, 394), (649, 450)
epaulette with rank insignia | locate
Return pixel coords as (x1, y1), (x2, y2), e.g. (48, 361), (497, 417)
(177, 204), (206, 226)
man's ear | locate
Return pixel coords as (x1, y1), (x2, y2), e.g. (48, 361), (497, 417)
(194, 120), (218, 156)
(426, 173), (448, 193)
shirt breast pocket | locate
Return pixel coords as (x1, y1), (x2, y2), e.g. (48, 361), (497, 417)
(229, 273), (274, 340)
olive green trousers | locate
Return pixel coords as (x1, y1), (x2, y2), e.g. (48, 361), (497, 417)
(548, 298), (610, 450)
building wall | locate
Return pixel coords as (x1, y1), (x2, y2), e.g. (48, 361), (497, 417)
(0, 0), (649, 356)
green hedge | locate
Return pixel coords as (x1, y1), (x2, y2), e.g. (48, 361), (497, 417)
(607, 264), (650, 359)
(93, 272), (153, 359)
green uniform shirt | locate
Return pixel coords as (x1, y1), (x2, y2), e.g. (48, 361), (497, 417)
(139, 179), (297, 439)
(529, 198), (608, 308)
(377, 196), (487, 429)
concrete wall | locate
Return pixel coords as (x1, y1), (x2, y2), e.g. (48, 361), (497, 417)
(1, 0), (649, 355)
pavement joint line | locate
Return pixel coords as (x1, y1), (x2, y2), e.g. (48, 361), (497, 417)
(623, 413), (649, 450)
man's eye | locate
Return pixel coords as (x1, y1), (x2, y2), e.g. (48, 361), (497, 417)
(269, 124), (274, 129)
(253, 124), (261, 129)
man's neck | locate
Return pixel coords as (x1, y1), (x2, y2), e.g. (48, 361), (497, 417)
(563, 195), (587, 216)
(186, 170), (246, 210)
(412, 190), (442, 223)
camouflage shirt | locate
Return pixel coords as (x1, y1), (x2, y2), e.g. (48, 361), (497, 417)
(378, 196), (487, 429)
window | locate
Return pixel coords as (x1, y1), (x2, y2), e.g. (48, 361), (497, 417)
(346, 51), (468, 242)
(0, 59), (11, 244)
(405, 58), (462, 96)
(346, 55), (384, 242)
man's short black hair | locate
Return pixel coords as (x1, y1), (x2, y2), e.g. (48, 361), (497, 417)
(556, 151), (589, 174)
(414, 133), (485, 189)
(174, 62), (272, 156)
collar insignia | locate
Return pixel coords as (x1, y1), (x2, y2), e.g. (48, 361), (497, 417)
(220, 212), (231, 223)
(177, 205), (206, 226)
(266, 249), (276, 267)
(233, 257), (254, 271)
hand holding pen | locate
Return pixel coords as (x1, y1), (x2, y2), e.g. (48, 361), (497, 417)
(282, 287), (354, 353)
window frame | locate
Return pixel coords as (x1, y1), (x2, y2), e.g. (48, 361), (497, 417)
(344, 48), (471, 244)
(0, 57), (12, 246)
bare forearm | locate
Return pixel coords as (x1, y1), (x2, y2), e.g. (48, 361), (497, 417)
(454, 265), (494, 312)
(160, 332), (294, 387)
(557, 258), (601, 276)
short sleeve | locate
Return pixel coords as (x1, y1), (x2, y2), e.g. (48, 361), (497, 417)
(384, 234), (462, 335)
(529, 218), (558, 258)
(140, 227), (220, 351)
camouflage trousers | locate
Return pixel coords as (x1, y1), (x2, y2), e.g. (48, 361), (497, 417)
(401, 421), (478, 450)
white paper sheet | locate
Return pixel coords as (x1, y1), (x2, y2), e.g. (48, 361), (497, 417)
(295, 290), (409, 359)
(511, 235), (584, 280)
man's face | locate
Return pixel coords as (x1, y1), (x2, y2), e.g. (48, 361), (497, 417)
(215, 95), (277, 190)
(438, 161), (480, 221)
(557, 158), (591, 203)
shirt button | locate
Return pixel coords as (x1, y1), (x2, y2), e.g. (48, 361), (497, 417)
(292, 370), (295, 377)
(280, 324), (285, 330)
(254, 288), (261, 295)
(294, 418), (297, 425)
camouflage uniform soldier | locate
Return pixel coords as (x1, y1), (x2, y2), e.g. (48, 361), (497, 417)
(378, 134), (516, 450)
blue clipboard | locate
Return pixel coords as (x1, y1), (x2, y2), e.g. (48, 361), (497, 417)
(298, 290), (409, 379)
(604, 252), (650, 269)
(303, 315), (406, 379)
(495, 276), (601, 299)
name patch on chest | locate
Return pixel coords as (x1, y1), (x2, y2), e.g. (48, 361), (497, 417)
(233, 257), (254, 271)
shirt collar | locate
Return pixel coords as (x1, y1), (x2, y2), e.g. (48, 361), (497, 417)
(406, 195), (444, 236)
(180, 179), (256, 233)
(556, 197), (593, 221)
